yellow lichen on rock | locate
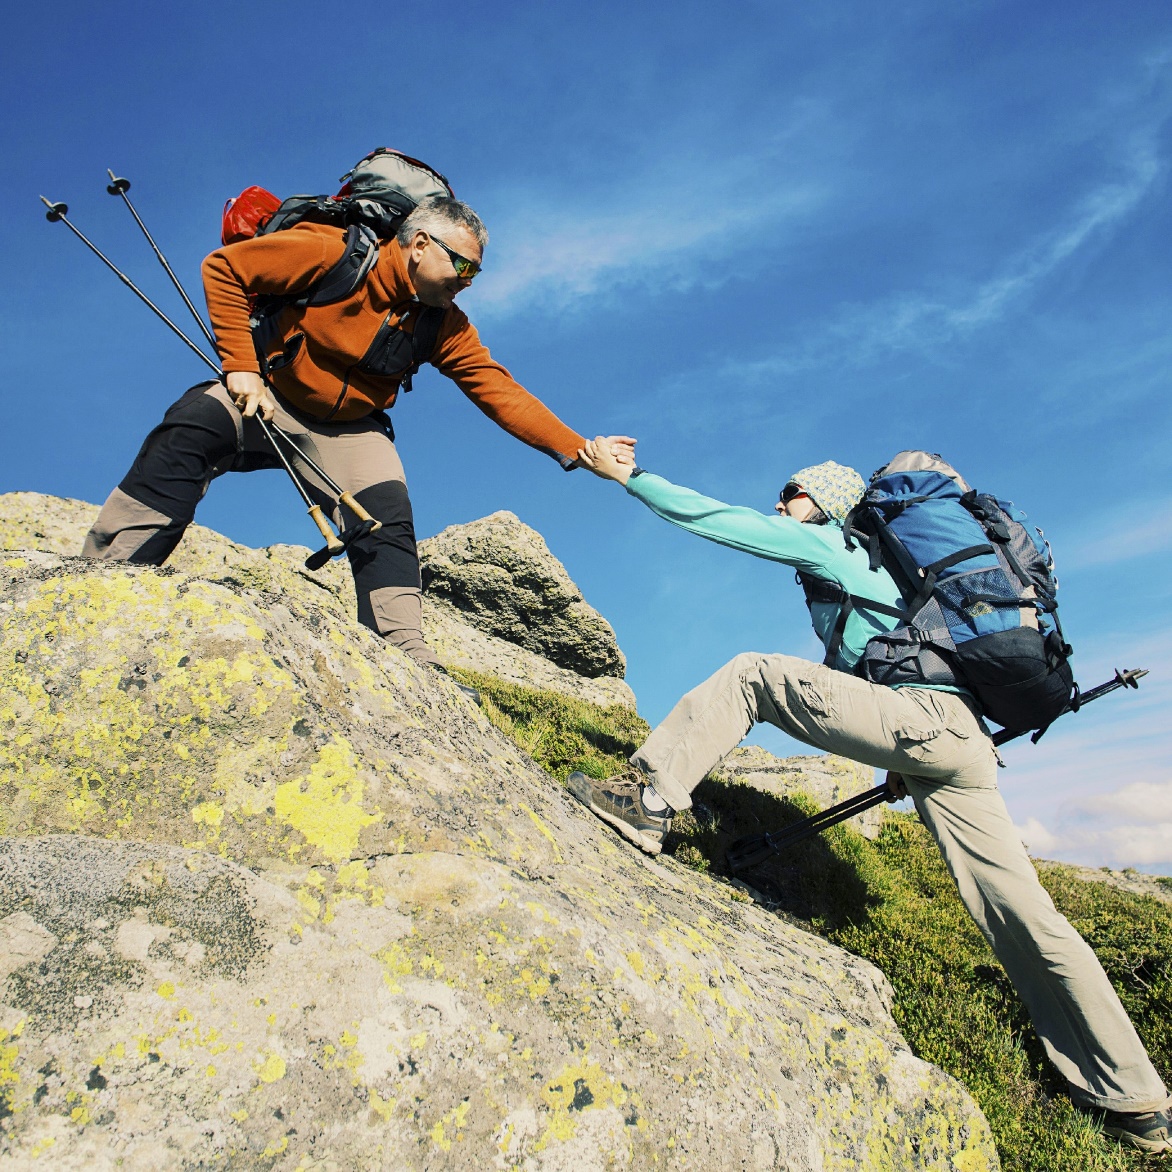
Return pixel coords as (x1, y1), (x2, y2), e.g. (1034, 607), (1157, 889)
(273, 737), (378, 863)
(0, 513), (1000, 1170)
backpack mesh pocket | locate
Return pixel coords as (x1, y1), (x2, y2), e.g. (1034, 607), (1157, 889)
(934, 567), (1021, 643)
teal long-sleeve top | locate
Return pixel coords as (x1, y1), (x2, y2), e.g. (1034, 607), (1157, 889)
(626, 470), (904, 673)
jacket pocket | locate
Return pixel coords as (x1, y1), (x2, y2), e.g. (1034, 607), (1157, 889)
(356, 315), (416, 378)
(264, 332), (304, 376)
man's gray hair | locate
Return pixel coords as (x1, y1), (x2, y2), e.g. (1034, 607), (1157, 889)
(396, 196), (488, 249)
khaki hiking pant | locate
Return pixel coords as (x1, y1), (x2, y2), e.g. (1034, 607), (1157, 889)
(83, 381), (437, 666)
(632, 651), (1170, 1113)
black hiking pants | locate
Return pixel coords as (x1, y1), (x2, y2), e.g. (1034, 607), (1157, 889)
(83, 380), (437, 666)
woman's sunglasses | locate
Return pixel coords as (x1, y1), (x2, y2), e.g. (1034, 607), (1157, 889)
(779, 482), (807, 505)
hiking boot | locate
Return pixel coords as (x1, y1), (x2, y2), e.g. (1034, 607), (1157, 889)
(567, 768), (672, 855)
(1098, 1107), (1171, 1152)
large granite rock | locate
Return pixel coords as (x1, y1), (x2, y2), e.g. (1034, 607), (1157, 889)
(0, 493), (635, 710)
(420, 511), (625, 680)
(0, 538), (997, 1168)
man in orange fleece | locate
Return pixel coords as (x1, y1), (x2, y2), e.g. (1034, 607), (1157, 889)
(83, 196), (633, 672)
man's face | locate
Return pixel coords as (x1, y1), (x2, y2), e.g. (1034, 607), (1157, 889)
(406, 226), (483, 309)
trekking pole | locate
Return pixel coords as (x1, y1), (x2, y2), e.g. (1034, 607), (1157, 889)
(43, 191), (372, 569)
(726, 667), (1149, 875)
(105, 170), (219, 352)
(252, 415), (344, 561)
(262, 427), (383, 545)
(100, 176), (385, 545)
(40, 196), (219, 370)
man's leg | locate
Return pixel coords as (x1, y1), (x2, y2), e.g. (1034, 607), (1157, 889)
(83, 382), (244, 562)
(262, 406), (438, 668)
(905, 774), (1170, 1116)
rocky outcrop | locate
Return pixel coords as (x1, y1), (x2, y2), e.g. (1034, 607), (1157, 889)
(1037, 861), (1172, 906)
(0, 493), (634, 711)
(420, 511), (625, 680)
(713, 747), (884, 838)
(0, 527), (997, 1167)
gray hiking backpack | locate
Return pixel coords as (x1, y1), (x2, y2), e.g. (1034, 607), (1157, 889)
(222, 150), (454, 392)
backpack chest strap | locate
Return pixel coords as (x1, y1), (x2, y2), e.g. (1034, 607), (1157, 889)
(795, 572), (907, 668)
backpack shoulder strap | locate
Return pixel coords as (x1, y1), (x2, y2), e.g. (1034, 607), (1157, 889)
(250, 225), (380, 363)
(795, 570), (906, 668)
(301, 224), (380, 307)
(398, 305), (447, 393)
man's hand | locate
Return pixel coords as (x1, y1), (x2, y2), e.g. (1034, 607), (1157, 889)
(225, 371), (278, 421)
(604, 435), (637, 465)
(577, 436), (634, 486)
(885, 771), (908, 802)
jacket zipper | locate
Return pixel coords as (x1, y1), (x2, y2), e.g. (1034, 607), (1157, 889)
(321, 304), (405, 422)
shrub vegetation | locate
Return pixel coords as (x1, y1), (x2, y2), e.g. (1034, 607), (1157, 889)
(455, 668), (1172, 1171)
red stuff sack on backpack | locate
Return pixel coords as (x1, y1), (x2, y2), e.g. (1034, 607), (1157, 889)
(221, 186), (283, 246)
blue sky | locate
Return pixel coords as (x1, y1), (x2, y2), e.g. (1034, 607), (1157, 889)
(3, 0), (1172, 871)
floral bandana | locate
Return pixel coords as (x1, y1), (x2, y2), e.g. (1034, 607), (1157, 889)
(787, 461), (865, 526)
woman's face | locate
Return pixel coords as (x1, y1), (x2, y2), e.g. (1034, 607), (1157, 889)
(775, 489), (820, 523)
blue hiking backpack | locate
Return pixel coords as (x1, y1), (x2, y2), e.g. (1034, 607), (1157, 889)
(839, 451), (1076, 734)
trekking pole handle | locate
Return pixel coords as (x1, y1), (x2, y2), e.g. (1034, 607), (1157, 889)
(337, 491), (382, 531)
(307, 506), (345, 554)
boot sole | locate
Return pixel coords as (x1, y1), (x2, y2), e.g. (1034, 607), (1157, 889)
(567, 773), (663, 856)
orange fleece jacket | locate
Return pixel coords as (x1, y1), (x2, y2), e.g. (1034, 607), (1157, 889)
(201, 223), (587, 466)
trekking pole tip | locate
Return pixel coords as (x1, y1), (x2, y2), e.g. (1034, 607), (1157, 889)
(106, 171), (131, 196)
(40, 197), (68, 221)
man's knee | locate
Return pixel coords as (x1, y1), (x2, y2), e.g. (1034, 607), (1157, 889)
(727, 651), (773, 682)
(348, 480), (423, 635)
(120, 384), (239, 522)
(727, 651), (815, 698)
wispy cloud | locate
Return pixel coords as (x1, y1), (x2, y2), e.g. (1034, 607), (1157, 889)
(462, 110), (834, 317)
(1016, 779), (1172, 870)
(727, 134), (1164, 380)
(1059, 501), (1172, 571)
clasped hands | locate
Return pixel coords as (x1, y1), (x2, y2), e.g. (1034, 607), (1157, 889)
(577, 435), (636, 485)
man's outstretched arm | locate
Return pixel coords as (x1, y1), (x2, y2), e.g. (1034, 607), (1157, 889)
(433, 313), (634, 468)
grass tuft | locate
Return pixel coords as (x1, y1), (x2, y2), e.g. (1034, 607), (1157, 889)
(462, 669), (1171, 1171)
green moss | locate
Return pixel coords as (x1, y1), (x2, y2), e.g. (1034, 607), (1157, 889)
(447, 669), (649, 781)
(470, 676), (1172, 1172)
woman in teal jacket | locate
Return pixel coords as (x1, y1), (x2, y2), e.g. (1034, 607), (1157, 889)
(570, 438), (1170, 1153)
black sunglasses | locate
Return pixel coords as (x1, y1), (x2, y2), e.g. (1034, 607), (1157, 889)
(780, 482), (806, 505)
(428, 233), (481, 280)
